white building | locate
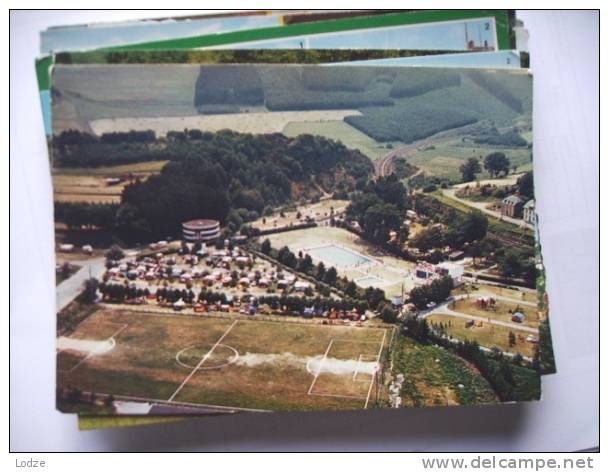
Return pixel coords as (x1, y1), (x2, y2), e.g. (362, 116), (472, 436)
(182, 219), (221, 242)
(523, 200), (535, 224)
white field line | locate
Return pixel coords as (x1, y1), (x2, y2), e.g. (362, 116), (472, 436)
(364, 329), (387, 409)
(59, 323), (128, 373)
(308, 392), (367, 400)
(168, 320), (239, 402)
(352, 354), (362, 381)
(307, 338), (334, 395)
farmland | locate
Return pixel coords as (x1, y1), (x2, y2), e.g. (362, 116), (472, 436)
(89, 110), (362, 137)
(52, 161), (167, 204)
(57, 307), (389, 412)
(52, 65), (200, 132)
(405, 140), (532, 181)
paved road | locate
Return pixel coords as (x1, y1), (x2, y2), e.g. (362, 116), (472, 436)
(56, 257), (106, 312)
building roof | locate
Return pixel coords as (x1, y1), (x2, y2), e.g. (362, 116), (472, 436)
(182, 219), (220, 230)
(502, 195), (524, 205)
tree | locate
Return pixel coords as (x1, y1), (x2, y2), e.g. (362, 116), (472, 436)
(380, 304), (397, 323)
(484, 152), (511, 178)
(517, 171), (534, 199)
(297, 254), (313, 273)
(411, 225), (444, 252)
(361, 203), (402, 245)
(105, 244), (124, 262)
(461, 210), (488, 243)
(469, 240), (484, 267)
(499, 250), (523, 277)
(83, 278), (99, 304)
(261, 239), (271, 255)
(316, 262), (326, 280)
(323, 267), (338, 285)
(460, 157), (481, 182)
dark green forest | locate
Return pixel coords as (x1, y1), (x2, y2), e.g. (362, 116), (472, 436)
(54, 130), (373, 242)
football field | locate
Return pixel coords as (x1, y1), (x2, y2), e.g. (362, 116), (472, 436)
(57, 308), (389, 413)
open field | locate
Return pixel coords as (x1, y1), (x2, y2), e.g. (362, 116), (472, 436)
(427, 313), (537, 358)
(57, 308), (389, 412)
(455, 283), (537, 304)
(449, 297), (540, 329)
(52, 161), (168, 203)
(53, 175), (124, 204)
(52, 65), (200, 132)
(55, 161), (168, 176)
(406, 140), (532, 181)
(282, 120), (400, 162)
(265, 226), (416, 298)
(89, 110), (362, 137)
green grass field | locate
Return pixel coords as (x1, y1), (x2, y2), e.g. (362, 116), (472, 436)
(406, 139), (532, 181)
(282, 120), (400, 162)
(426, 313), (536, 358)
(57, 308), (389, 413)
(390, 335), (498, 407)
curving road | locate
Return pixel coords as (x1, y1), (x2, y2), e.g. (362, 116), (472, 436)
(420, 294), (539, 334)
(56, 257), (106, 312)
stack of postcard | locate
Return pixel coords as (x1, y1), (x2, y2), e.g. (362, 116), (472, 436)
(38, 10), (555, 431)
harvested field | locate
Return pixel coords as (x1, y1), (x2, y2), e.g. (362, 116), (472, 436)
(89, 110), (362, 137)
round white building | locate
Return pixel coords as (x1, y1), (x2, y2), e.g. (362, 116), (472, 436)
(182, 219), (221, 242)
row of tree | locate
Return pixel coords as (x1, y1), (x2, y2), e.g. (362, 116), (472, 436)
(258, 239), (387, 312)
(410, 209), (488, 253)
(408, 276), (454, 310)
(459, 152), (512, 182)
(402, 317), (540, 402)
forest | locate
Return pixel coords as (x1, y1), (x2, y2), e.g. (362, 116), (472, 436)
(54, 130), (374, 242)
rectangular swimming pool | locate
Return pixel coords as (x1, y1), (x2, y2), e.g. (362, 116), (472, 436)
(355, 275), (386, 289)
(306, 245), (373, 268)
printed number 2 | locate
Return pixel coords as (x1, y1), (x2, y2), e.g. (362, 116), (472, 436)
(485, 22), (490, 30)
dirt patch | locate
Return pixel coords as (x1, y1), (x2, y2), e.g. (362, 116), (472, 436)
(57, 336), (115, 356)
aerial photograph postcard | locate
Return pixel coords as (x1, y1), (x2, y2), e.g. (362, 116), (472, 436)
(51, 62), (554, 415)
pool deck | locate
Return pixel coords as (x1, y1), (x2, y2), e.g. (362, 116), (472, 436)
(265, 226), (417, 298)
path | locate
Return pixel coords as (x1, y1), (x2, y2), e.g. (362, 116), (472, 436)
(420, 293), (539, 334)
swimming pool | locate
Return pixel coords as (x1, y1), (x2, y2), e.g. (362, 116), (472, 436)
(306, 245), (373, 268)
(355, 275), (386, 288)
